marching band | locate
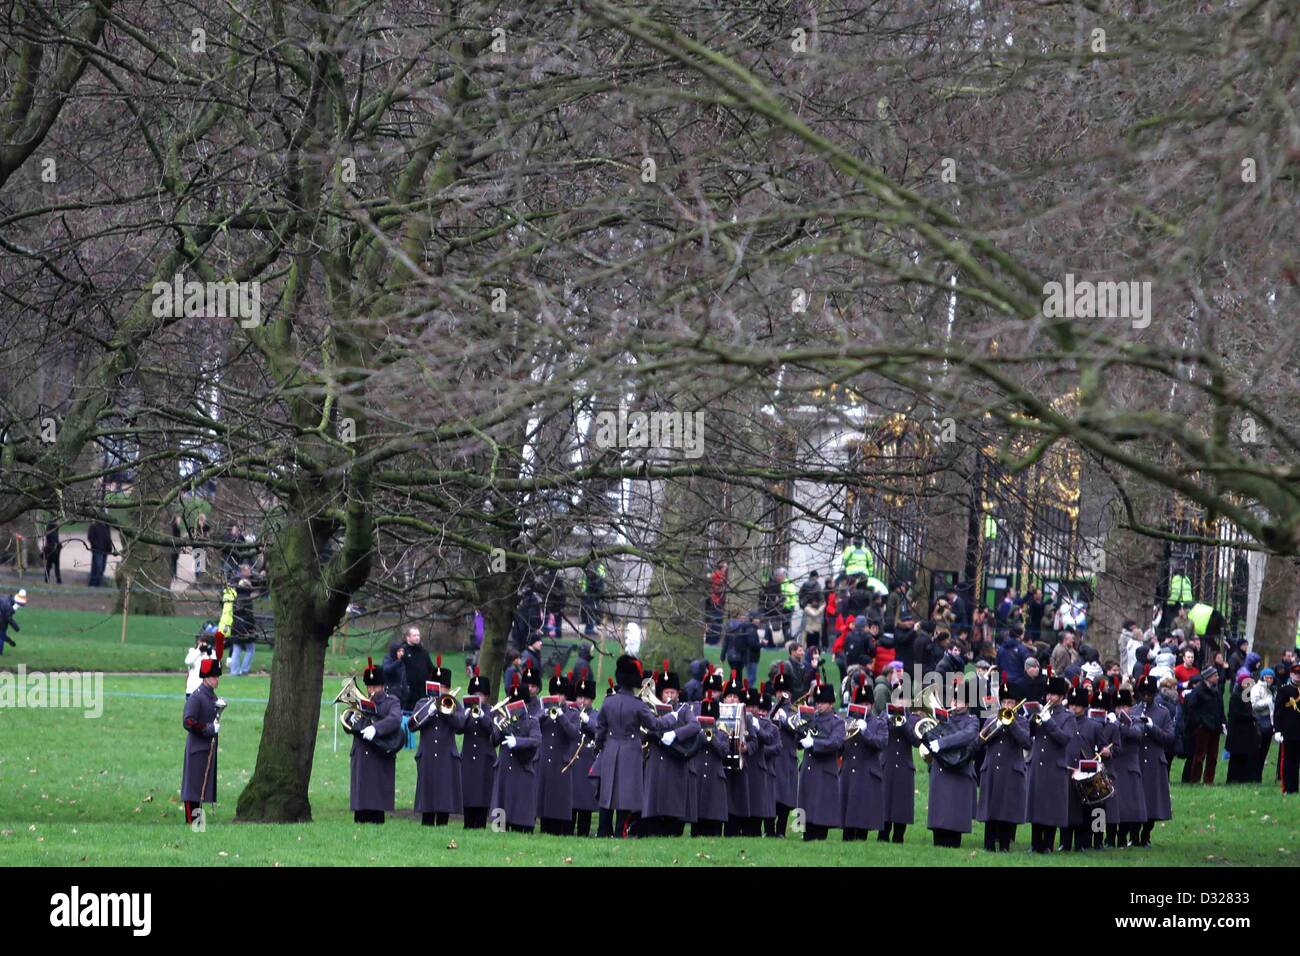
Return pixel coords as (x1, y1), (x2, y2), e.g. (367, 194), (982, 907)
(308, 650), (1187, 851)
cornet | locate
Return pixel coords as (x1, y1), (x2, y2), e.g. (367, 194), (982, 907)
(438, 687), (462, 716)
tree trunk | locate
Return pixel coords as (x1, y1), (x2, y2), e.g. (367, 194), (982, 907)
(1254, 555), (1300, 665)
(234, 593), (331, 822)
(477, 567), (518, 704)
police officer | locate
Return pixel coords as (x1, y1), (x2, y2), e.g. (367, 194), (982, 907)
(349, 658), (403, 824)
(841, 535), (873, 580)
(795, 681), (844, 841)
(410, 658), (465, 826)
(536, 667), (580, 834)
(1027, 671), (1074, 852)
(460, 667), (496, 829)
(181, 640), (226, 825)
(839, 673), (888, 841)
(975, 673), (1030, 852)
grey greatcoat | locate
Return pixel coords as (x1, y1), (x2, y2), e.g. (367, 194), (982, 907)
(882, 714), (921, 824)
(570, 705), (601, 812)
(1026, 707), (1074, 828)
(536, 704), (581, 822)
(490, 711), (542, 827)
(411, 700), (466, 814)
(725, 717), (758, 818)
(925, 713), (980, 833)
(975, 714), (1031, 823)
(747, 715), (780, 820)
(1134, 700), (1174, 820)
(350, 691), (402, 811)
(459, 707), (497, 809)
(594, 690), (675, 811)
(838, 714), (889, 830)
(771, 704), (801, 808)
(796, 709), (845, 828)
(1109, 714), (1149, 825)
(181, 682), (220, 803)
(643, 704), (702, 820)
(687, 724), (732, 823)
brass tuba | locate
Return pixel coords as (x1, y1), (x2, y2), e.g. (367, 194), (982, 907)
(911, 686), (945, 744)
(438, 687), (462, 716)
(334, 675), (373, 734)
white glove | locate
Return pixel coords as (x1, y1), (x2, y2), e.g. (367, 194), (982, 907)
(212, 720), (221, 735)
(215, 698), (227, 709)
(800, 735), (814, 749)
(1105, 712), (1117, 724)
(361, 725), (376, 741)
(855, 719), (868, 732)
(1221, 724), (1228, 736)
(661, 730), (677, 746)
(1275, 732), (1284, 744)
(773, 709), (787, 725)
(504, 734), (517, 749)
(749, 715), (759, 730)
(580, 710), (590, 724)
(1143, 715), (1153, 727)
(918, 742), (931, 757)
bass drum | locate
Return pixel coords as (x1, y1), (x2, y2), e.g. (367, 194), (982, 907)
(1072, 768), (1115, 806)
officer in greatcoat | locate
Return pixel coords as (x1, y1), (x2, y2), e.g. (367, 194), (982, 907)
(567, 673), (601, 836)
(181, 640), (227, 825)
(795, 681), (844, 840)
(1026, 671), (1074, 852)
(410, 659), (465, 826)
(1133, 674), (1174, 846)
(879, 663), (920, 843)
(921, 680), (980, 847)
(642, 660), (701, 836)
(460, 667), (496, 829)
(743, 684), (780, 836)
(1106, 687), (1149, 847)
(689, 694), (732, 836)
(536, 667), (581, 834)
(839, 673), (889, 840)
(721, 672), (756, 836)
(490, 674), (542, 832)
(349, 658), (403, 824)
(1062, 682), (1100, 851)
(975, 673), (1031, 852)
(767, 664), (801, 836)
(594, 655), (675, 837)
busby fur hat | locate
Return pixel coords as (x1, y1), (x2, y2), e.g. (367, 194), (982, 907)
(1067, 683), (1091, 709)
(770, 661), (792, 694)
(467, 666), (490, 697)
(199, 633), (224, 679)
(433, 655), (452, 688)
(549, 665), (568, 697)
(1116, 687), (1134, 707)
(615, 654), (643, 691)
(721, 669), (743, 700)
(852, 671), (872, 705)
(522, 660), (543, 688)
(654, 659), (681, 694)
(362, 656), (383, 687)
(702, 663), (724, 694)
(1045, 666), (1069, 697)
(508, 672), (530, 703)
(699, 694), (720, 720)
(573, 674), (597, 700)
(998, 671), (1015, 701)
(813, 681), (836, 705)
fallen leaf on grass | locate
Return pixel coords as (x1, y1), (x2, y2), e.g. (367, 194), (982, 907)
(447, 840), (458, 850)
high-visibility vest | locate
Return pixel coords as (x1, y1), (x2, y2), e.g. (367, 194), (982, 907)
(1168, 574), (1194, 604)
(1188, 602), (1215, 637)
(218, 586), (236, 635)
(984, 515), (998, 539)
(781, 579), (797, 610)
(580, 564), (606, 593)
(842, 546), (871, 576)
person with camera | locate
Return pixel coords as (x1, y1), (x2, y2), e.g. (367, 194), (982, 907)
(184, 625), (220, 697)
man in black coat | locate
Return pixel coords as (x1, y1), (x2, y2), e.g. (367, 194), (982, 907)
(1185, 667), (1226, 784)
(1274, 664), (1300, 794)
(87, 520), (114, 587)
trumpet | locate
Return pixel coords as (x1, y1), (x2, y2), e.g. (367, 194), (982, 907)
(979, 700), (1024, 742)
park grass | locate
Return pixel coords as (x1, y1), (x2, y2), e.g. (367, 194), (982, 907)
(0, 674), (1296, 866)
(0, 607), (422, 675)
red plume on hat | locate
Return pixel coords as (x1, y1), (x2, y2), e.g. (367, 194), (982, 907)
(511, 673), (521, 689)
(663, 658), (670, 677)
(634, 659), (644, 677)
(436, 654), (442, 668)
(730, 669), (737, 682)
(555, 663), (562, 676)
(474, 665), (480, 676)
(213, 630), (225, 661)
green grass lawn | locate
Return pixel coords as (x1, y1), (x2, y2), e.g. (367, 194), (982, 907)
(0, 607), (424, 675)
(1, 673), (1296, 866)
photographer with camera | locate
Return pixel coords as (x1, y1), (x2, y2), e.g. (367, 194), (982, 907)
(185, 624), (219, 697)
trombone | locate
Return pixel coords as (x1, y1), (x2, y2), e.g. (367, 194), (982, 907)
(978, 699), (1024, 742)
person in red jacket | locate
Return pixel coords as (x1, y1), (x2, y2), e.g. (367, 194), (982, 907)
(1174, 649), (1200, 687)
